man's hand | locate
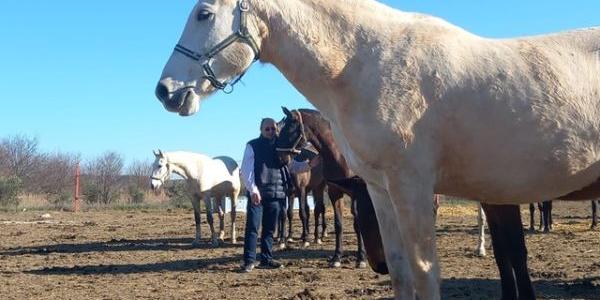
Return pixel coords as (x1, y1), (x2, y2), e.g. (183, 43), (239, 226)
(251, 192), (262, 206)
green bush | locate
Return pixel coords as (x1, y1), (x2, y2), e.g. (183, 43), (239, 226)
(83, 182), (101, 204)
(0, 176), (23, 208)
(128, 185), (145, 204)
(48, 192), (72, 209)
(165, 180), (191, 208)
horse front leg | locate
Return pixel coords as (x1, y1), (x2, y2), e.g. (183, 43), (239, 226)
(328, 187), (344, 268)
(277, 197), (287, 249)
(298, 189), (310, 248)
(287, 194), (295, 243)
(482, 203), (535, 300)
(191, 195), (202, 247)
(313, 184), (326, 245)
(217, 195), (226, 241)
(528, 203), (535, 232)
(204, 196), (219, 247)
(351, 196), (367, 269)
(592, 199), (598, 230)
(476, 204), (487, 257)
(383, 169), (440, 300)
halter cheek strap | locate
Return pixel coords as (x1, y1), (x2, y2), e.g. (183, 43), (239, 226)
(174, 0), (260, 93)
(276, 110), (307, 154)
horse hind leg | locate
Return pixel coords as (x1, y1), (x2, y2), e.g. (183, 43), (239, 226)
(476, 204), (487, 257)
(230, 192), (238, 244)
(313, 184), (326, 245)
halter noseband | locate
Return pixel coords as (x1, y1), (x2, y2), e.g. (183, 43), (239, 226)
(276, 110), (307, 154)
(174, 0), (260, 93)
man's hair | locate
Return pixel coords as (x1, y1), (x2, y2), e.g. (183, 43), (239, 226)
(260, 118), (276, 129)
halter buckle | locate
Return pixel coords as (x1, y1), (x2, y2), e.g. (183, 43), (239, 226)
(239, 0), (250, 12)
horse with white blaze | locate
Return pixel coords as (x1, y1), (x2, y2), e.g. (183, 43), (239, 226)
(155, 0), (600, 298)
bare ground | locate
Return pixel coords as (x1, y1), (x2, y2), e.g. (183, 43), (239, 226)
(0, 201), (598, 299)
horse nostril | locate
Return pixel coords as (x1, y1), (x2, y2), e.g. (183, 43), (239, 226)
(155, 82), (170, 102)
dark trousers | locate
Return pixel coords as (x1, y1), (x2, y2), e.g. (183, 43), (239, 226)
(243, 196), (282, 265)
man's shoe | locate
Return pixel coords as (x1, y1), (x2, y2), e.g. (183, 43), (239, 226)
(259, 260), (285, 269)
(241, 262), (255, 273)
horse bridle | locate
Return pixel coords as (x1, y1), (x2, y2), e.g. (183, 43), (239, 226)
(174, 0), (260, 93)
(276, 110), (307, 154)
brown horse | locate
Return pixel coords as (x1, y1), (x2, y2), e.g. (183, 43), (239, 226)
(276, 108), (538, 298)
(276, 151), (331, 249)
(276, 108), (386, 271)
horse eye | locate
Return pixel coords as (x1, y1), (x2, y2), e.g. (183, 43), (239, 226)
(197, 10), (213, 21)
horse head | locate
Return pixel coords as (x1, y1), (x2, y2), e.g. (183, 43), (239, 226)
(276, 107), (310, 165)
(155, 0), (263, 116)
(150, 150), (170, 191)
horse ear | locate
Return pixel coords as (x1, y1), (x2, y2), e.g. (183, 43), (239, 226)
(157, 149), (164, 158)
(153, 150), (160, 157)
(282, 106), (292, 118)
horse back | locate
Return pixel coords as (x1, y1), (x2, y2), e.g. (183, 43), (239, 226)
(213, 156), (239, 176)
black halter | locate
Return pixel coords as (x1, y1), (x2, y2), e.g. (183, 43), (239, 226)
(276, 110), (307, 154)
(174, 0), (260, 93)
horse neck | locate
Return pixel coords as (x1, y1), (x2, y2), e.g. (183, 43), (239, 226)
(165, 153), (202, 180)
(253, 0), (402, 112)
(304, 113), (353, 179)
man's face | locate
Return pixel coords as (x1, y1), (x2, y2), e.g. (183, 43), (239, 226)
(261, 121), (277, 140)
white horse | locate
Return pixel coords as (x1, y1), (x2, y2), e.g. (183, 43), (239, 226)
(155, 0), (600, 298)
(150, 150), (241, 246)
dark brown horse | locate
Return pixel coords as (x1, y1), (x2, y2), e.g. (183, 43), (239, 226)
(276, 108), (385, 270)
(276, 108), (538, 298)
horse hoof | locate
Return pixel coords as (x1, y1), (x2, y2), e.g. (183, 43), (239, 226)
(279, 243), (287, 250)
(329, 261), (341, 268)
(303, 241), (310, 248)
(287, 238), (294, 243)
(191, 240), (202, 248)
(476, 249), (486, 257)
(315, 239), (323, 245)
(323, 232), (329, 238)
(231, 239), (237, 245)
(357, 261), (367, 269)
(211, 239), (220, 247)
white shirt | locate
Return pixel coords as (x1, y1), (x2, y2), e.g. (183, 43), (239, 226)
(240, 144), (311, 195)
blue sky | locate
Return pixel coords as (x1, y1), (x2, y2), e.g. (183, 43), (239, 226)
(0, 1), (598, 166)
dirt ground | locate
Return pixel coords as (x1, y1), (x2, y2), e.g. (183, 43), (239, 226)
(0, 201), (598, 299)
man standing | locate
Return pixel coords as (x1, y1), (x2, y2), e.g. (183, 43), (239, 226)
(240, 118), (314, 272)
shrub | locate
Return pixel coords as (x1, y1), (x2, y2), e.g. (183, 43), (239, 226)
(128, 185), (145, 204)
(0, 176), (23, 208)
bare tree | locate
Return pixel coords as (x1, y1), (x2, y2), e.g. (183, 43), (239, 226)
(125, 159), (153, 203)
(83, 152), (124, 204)
(0, 135), (44, 192)
(126, 159), (153, 191)
(36, 152), (80, 204)
(0, 143), (8, 177)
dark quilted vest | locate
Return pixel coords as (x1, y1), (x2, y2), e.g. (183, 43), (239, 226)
(249, 137), (286, 199)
